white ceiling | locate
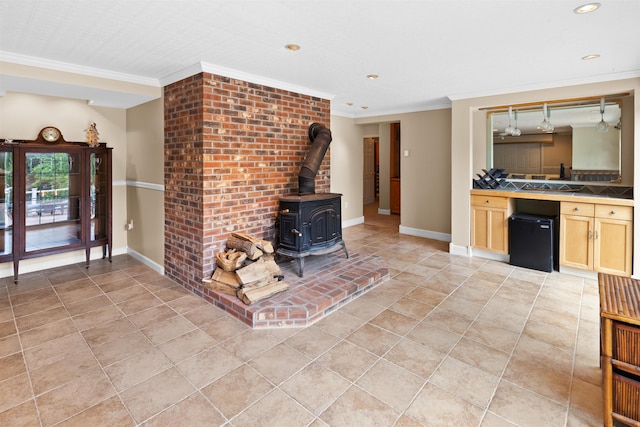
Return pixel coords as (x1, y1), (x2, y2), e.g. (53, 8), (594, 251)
(1, 0), (639, 117)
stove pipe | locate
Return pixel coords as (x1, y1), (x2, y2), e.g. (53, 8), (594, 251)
(298, 123), (332, 195)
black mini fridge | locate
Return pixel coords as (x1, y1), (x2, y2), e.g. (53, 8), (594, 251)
(509, 213), (556, 272)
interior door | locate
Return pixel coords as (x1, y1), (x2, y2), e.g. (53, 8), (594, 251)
(363, 138), (375, 205)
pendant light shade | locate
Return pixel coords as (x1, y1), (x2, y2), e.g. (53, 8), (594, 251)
(504, 106), (515, 135)
(538, 103), (554, 132)
(502, 106), (521, 136)
(512, 110), (521, 136)
(595, 97), (609, 132)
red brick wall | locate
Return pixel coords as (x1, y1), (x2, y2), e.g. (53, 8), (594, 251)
(164, 72), (331, 296)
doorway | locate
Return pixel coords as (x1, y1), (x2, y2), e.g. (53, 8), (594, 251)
(363, 136), (400, 229)
(363, 137), (378, 205)
(389, 122), (401, 214)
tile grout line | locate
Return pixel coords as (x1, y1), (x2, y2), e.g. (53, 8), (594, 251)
(562, 275), (588, 426)
(6, 278), (47, 427)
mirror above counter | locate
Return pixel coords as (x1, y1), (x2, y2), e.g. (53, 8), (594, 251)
(486, 94), (630, 184)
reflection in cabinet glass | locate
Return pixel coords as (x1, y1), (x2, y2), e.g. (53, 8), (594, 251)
(24, 152), (82, 252)
(0, 151), (12, 257)
(0, 134), (112, 282)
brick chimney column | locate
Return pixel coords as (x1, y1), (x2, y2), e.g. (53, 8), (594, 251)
(163, 72), (330, 303)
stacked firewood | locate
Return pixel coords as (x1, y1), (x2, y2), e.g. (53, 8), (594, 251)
(203, 233), (288, 305)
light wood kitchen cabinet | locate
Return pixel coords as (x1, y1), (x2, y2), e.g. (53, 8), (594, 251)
(560, 202), (595, 270)
(471, 195), (512, 254)
(594, 204), (633, 276)
(560, 201), (632, 276)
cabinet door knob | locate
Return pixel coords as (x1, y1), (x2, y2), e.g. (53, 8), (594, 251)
(485, 200), (490, 203)
(610, 210), (616, 215)
(589, 230), (593, 239)
(574, 207), (579, 211)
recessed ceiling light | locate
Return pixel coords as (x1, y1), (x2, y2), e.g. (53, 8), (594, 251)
(582, 54), (600, 60)
(345, 103), (353, 107)
(284, 44), (300, 51)
(574, 3), (601, 14)
(361, 106), (369, 110)
(366, 74), (379, 80)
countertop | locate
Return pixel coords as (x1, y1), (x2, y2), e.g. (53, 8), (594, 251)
(471, 188), (634, 206)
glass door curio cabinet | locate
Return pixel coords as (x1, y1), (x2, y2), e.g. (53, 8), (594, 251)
(0, 127), (112, 282)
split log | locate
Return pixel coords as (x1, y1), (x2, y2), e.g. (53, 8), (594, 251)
(202, 278), (238, 296)
(232, 232), (274, 254)
(235, 258), (282, 285)
(226, 235), (263, 260)
(242, 273), (285, 290)
(211, 268), (241, 289)
(237, 280), (289, 305)
(215, 249), (247, 271)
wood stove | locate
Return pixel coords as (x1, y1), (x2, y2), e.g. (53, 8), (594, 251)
(277, 193), (348, 276)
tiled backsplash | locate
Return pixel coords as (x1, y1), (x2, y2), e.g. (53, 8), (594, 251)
(498, 180), (633, 199)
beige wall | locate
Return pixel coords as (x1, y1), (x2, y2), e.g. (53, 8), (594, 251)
(450, 77), (639, 274)
(398, 110), (452, 236)
(0, 91), (130, 275)
(125, 187), (164, 267)
(330, 115), (364, 223)
(126, 99), (164, 184)
(125, 98), (165, 267)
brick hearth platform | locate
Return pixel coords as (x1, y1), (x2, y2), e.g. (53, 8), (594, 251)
(208, 251), (389, 328)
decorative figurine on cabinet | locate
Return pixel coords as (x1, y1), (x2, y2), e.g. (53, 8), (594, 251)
(86, 122), (99, 147)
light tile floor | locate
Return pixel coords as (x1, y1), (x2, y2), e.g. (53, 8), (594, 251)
(0, 223), (603, 426)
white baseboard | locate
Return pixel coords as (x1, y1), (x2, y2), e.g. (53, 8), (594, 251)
(0, 246), (128, 279)
(469, 247), (509, 262)
(558, 265), (597, 280)
(343, 216), (365, 228)
(127, 248), (164, 274)
(399, 225), (451, 242)
(378, 208), (391, 215)
(449, 243), (471, 256)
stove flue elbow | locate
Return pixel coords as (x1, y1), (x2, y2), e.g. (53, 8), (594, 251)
(298, 123), (332, 195)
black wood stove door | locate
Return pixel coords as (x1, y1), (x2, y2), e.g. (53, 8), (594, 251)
(308, 207), (341, 248)
(279, 212), (300, 250)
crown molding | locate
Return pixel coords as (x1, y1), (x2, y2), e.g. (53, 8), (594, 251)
(0, 51), (159, 87)
(160, 61), (335, 101)
(448, 70), (640, 102)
